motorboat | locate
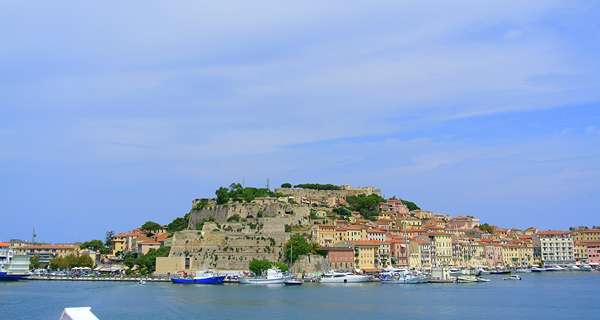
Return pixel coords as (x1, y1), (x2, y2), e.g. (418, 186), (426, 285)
(580, 265), (593, 272)
(514, 268), (532, 273)
(239, 268), (286, 285)
(138, 279), (146, 285)
(475, 267), (491, 275)
(319, 271), (372, 283)
(171, 270), (226, 284)
(60, 307), (99, 320)
(380, 271), (428, 284)
(449, 268), (463, 277)
(503, 275), (522, 280)
(545, 265), (565, 272)
(489, 269), (511, 275)
(531, 266), (547, 272)
(284, 278), (304, 286)
(456, 275), (479, 283)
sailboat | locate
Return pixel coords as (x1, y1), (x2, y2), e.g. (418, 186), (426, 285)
(284, 243), (303, 286)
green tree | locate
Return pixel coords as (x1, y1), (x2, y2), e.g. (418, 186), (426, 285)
(192, 199), (209, 211)
(283, 234), (312, 264)
(333, 206), (352, 216)
(280, 183), (292, 188)
(141, 221), (162, 233)
(30, 255), (42, 270)
(168, 213), (190, 234)
(80, 240), (105, 252)
(293, 183), (341, 190)
(400, 199), (420, 211)
(478, 223), (494, 234)
(216, 187), (231, 204)
(105, 230), (115, 247)
(273, 261), (289, 272)
(249, 258), (273, 275)
(346, 194), (384, 219)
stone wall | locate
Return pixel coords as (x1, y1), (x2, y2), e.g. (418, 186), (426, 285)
(290, 254), (329, 275)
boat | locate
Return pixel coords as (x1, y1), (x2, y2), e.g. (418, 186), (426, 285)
(0, 271), (23, 281)
(514, 268), (532, 273)
(489, 269), (511, 275)
(284, 278), (304, 286)
(319, 271), (372, 283)
(503, 275), (522, 280)
(239, 268), (286, 285)
(60, 307), (99, 320)
(580, 265), (593, 272)
(545, 265), (565, 272)
(223, 274), (240, 283)
(476, 277), (491, 282)
(138, 279), (146, 285)
(475, 267), (490, 275)
(380, 271), (428, 284)
(449, 268), (463, 277)
(456, 275), (479, 283)
(531, 267), (547, 272)
(569, 265), (581, 271)
(171, 270), (226, 284)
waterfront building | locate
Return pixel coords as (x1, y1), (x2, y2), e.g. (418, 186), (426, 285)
(572, 229), (600, 262)
(13, 244), (79, 265)
(428, 232), (453, 267)
(325, 244), (355, 271)
(389, 237), (408, 267)
(408, 237), (431, 270)
(377, 241), (391, 268)
(0, 242), (13, 271)
(586, 242), (600, 265)
(351, 240), (378, 272)
(539, 231), (575, 265)
(481, 240), (503, 267)
(502, 241), (534, 267)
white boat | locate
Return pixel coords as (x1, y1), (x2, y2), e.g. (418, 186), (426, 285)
(503, 275), (522, 280)
(475, 267), (491, 275)
(239, 268), (285, 285)
(545, 265), (565, 272)
(60, 307), (99, 320)
(319, 271), (372, 283)
(580, 265), (593, 272)
(569, 265), (580, 271)
(456, 275), (479, 283)
(531, 267), (547, 272)
(449, 268), (463, 277)
(380, 271), (428, 284)
(514, 268), (532, 273)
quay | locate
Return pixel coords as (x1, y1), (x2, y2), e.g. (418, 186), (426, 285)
(24, 275), (170, 282)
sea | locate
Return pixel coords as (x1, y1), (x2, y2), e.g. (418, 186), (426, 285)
(1, 272), (599, 320)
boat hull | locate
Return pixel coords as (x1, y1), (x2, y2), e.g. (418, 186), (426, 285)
(0, 275), (24, 281)
(239, 278), (285, 285)
(171, 276), (226, 284)
(319, 276), (371, 283)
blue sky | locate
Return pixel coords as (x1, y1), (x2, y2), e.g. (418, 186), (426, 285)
(1, 1), (599, 242)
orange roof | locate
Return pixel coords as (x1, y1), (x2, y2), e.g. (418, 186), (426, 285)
(21, 244), (78, 250)
(351, 240), (380, 246)
(0, 242), (10, 247)
(539, 230), (569, 236)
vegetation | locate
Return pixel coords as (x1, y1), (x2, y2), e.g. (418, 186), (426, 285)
(478, 223), (494, 234)
(293, 183), (341, 190)
(123, 247), (170, 275)
(248, 258), (288, 275)
(80, 239), (111, 254)
(104, 230), (115, 247)
(141, 221), (162, 233)
(167, 213), (190, 234)
(227, 214), (242, 222)
(346, 194), (385, 220)
(192, 199), (209, 211)
(195, 217), (215, 230)
(215, 183), (282, 204)
(332, 206), (352, 216)
(400, 199), (420, 211)
(30, 255), (42, 269)
(49, 254), (94, 270)
(280, 183), (292, 188)
(283, 234), (318, 264)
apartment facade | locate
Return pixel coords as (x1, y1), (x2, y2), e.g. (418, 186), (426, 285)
(539, 231), (575, 265)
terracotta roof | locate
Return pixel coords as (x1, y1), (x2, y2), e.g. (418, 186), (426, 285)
(0, 242), (9, 247)
(351, 240), (380, 246)
(539, 230), (569, 236)
(21, 244), (78, 250)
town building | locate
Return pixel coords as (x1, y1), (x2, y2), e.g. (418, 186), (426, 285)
(586, 242), (600, 265)
(351, 240), (379, 272)
(0, 242), (13, 271)
(13, 244), (79, 265)
(539, 231), (575, 265)
(325, 244), (355, 271)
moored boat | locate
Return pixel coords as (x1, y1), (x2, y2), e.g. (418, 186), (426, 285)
(503, 275), (522, 280)
(239, 268), (286, 285)
(319, 271), (372, 283)
(0, 271), (23, 281)
(171, 270), (226, 284)
(531, 266), (547, 272)
(284, 278), (304, 286)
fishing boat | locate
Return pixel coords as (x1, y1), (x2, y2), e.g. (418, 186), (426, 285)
(503, 275), (522, 280)
(319, 271), (372, 283)
(171, 270), (226, 284)
(239, 268), (286, 285)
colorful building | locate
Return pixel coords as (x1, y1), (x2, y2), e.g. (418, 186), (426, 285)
(539, 231), (575, 265)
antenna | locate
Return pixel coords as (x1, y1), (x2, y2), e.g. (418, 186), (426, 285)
(266, 178), (270, 190)
(32, 227), (37, 244)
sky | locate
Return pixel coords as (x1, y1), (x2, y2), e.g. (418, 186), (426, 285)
(1, 1), (599, 242)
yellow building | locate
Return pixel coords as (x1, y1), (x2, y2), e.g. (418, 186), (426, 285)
(502, 242), (534, 267)
(572, 229), (600, 262)
(316, 225), (337, 247)
(352, 240), (378, 271)
(335, 226), (366, 242)
(408, 237), (431, 270)
(398, 216), (422, 229)
(429, 233), (452, 267)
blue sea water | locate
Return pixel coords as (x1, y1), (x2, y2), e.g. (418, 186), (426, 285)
(1, 272), (599, 320)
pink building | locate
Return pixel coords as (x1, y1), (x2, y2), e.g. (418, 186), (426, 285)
(587, 242), (600, 265)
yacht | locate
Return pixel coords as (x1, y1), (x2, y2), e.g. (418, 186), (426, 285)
(504, 275), (522, 280)
(380, 270), (427, 284)
(171, 270), (226, 284)
(239, 268), (286, 285)
(531, 266), (547, 272)
(545, 265), (565, 272)
(319, 271), (372, 283)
